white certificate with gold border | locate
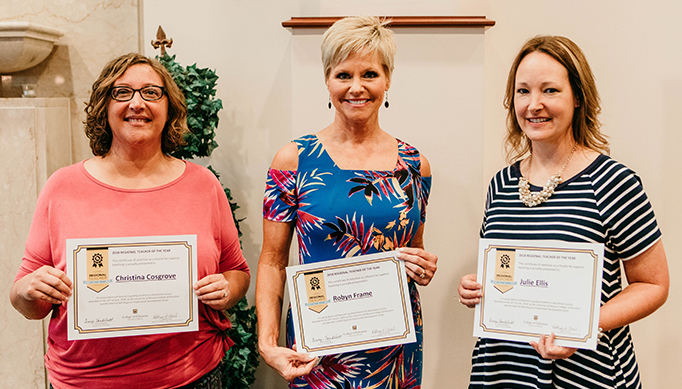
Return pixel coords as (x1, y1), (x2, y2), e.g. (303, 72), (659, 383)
(286, 251), (416, 356)
(474, 239), (604, 350)
(65, 235), (198, 340)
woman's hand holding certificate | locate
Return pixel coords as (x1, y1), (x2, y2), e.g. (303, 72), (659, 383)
(286, 251), (416, 356)
(473, 239), (604, 350)
(65, 235), (199, 340)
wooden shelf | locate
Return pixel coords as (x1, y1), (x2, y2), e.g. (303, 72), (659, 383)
(282, 16), (495, 29)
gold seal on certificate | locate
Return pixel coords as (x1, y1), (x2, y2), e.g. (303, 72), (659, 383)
(474, 239), (604, 350)
(493, 248), (515, 293)
(286, 251), (416, 356)
(304, 271), (328, 313)
(86, 247), (109, 292)
(65, 235), (198, 340)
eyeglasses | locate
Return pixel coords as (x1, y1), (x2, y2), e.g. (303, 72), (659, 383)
(109, 86), (166, 102)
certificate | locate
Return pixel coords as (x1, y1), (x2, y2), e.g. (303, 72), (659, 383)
(474, 239), (604, 350)
(65, 235), (198, 340)
(286, 251), (416, 356)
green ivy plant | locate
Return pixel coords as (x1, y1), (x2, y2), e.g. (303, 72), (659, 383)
(158, 53), (258, 388)
(159, 54), (221, 160)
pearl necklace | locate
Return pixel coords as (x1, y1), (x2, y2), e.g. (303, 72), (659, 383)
(518, 143), (577, 207)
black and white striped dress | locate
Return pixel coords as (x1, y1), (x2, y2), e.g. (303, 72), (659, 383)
(470, 154), (661, 389)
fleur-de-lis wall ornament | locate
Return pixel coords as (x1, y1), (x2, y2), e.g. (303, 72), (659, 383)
(151, 25), (173, 56)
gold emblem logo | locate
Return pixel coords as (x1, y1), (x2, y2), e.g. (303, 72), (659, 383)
(304, 271), (328, 313)
(86, 247), (109, 293)
(493, 249), (515, 293)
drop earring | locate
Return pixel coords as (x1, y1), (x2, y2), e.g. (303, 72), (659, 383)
(384, 92), (389, 108)
(328, 95), (332, 109)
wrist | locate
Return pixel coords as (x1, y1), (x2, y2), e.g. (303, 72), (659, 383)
(258, 340), (279, 354)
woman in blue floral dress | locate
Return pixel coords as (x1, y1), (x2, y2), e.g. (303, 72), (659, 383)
(256, 16), (438, 389)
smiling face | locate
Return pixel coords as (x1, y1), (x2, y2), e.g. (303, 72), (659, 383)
(514, 51), (579, 146)
(107, 64), (168, 153)
(326, 51), (390, 126)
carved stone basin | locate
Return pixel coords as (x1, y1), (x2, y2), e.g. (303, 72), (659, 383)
(0, 22), (63, 73)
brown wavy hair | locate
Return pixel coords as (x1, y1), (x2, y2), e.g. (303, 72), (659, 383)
(503, 35), (609, 163)
(84, 53), (188, 156)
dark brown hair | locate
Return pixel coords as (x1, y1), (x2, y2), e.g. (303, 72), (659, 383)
(84, 53), (188, 156)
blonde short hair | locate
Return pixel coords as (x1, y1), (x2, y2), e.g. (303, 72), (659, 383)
(503, 35), (609, 163)
(321, 16), (396, 81)
(84, 53), (189, 156)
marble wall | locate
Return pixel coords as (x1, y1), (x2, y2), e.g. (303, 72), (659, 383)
(1, 1), (139, 388)
(0, 98), (71, 388)
(0, 0), (141, 162)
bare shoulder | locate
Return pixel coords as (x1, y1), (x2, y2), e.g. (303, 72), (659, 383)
(270, 142), (299, 171)
(420, 153), (431, 177)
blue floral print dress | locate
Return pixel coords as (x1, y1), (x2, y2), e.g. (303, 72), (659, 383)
(263, 134), (432, 389)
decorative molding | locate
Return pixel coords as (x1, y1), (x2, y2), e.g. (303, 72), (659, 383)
(282, 16), (495, 29)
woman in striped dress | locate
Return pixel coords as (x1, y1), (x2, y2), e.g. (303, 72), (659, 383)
(458, 36), (669, 388)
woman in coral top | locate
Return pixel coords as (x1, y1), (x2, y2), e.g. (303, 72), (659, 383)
(10, 53), (250, 389)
